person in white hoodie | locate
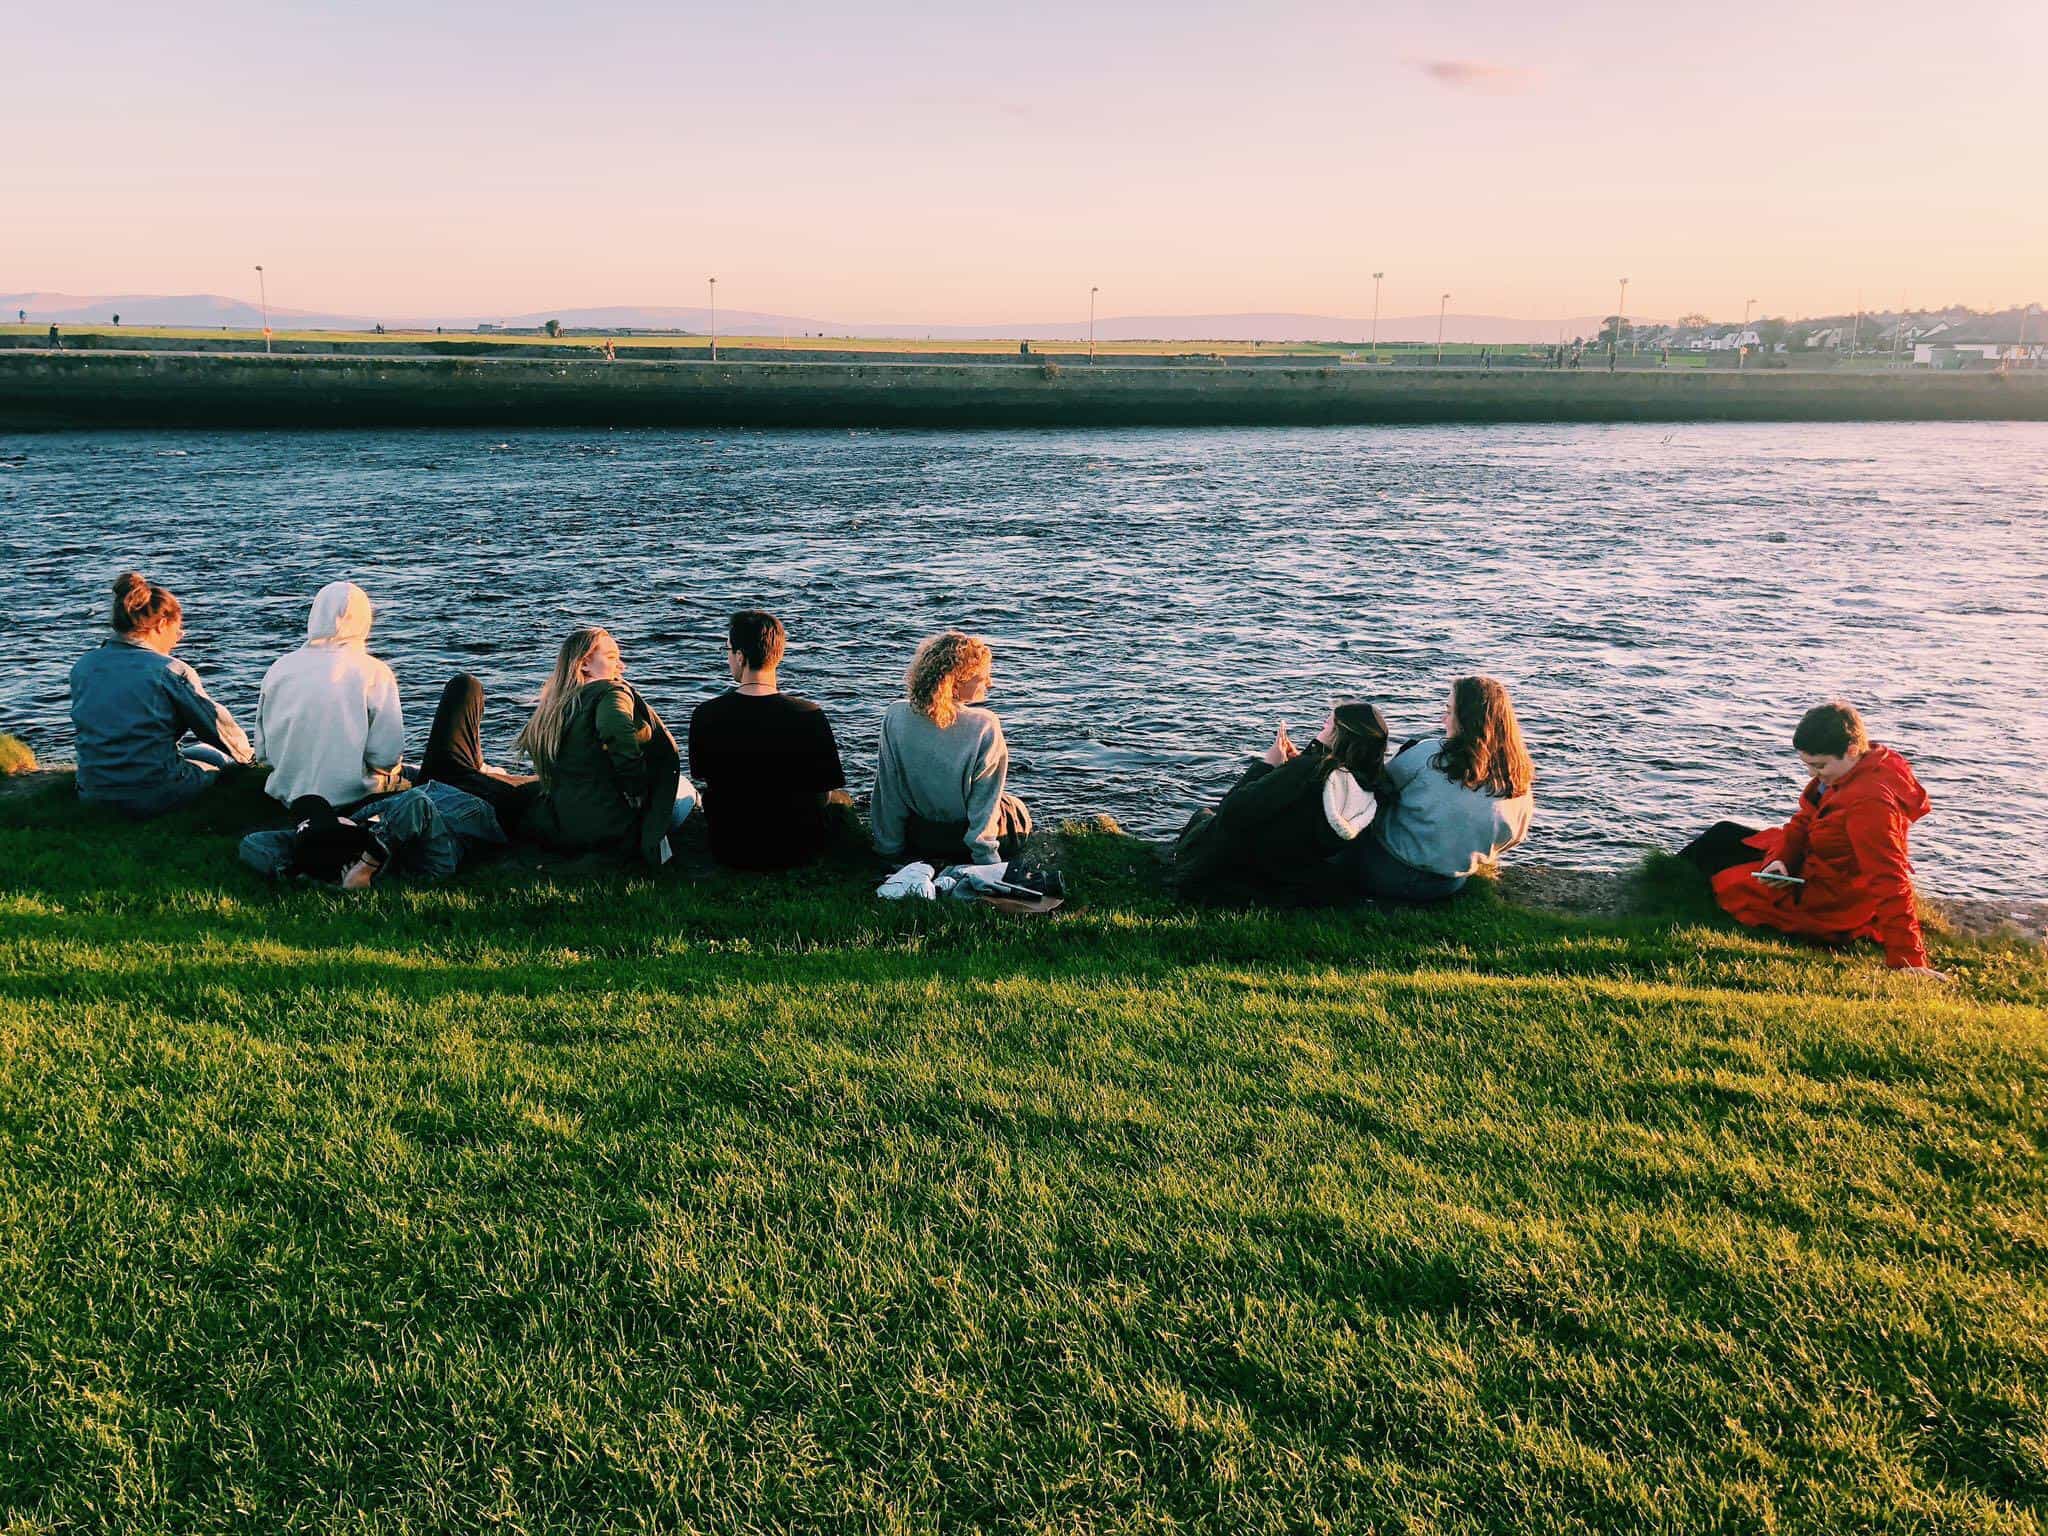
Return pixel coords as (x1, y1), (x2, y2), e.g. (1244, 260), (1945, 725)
(254, 581), (406, 808)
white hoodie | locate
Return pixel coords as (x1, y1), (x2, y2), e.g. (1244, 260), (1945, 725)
(255, 581), (405, 807)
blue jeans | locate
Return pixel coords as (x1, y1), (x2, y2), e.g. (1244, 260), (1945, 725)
(91, 742), (235, 820)
(1350, 832), (1468, 903)
(240, 781), (507, 882)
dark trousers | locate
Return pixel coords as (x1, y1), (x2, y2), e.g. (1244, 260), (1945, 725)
(420, 674), (540, 832)
(1680, 820), (1768, 878)
(903, 793), (1032, 866)
(1349, 833), (1467, 903)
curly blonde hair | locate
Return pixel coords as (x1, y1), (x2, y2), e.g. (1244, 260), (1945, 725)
(906, 630), (992, 729)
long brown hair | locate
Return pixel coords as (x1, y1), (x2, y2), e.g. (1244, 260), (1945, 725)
(516, 626), (611, 783)
(1320, 700), (1390, 786)
(110, 571), (181, 638)
(906, 630), (992, 729)
(1433, 675), (1534, 798)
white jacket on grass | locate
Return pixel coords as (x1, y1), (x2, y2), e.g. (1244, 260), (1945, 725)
(255, 581), (405, 807)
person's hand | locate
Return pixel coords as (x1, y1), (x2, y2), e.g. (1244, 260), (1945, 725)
(1759, 859), (1790, 878)
(1894, 965), (1952, 982)
(1262, 723), (1298, 767)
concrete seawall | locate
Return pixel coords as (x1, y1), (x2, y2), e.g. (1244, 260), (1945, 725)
(7, 352), (2048, 429)
(0, 334), (1329, 367)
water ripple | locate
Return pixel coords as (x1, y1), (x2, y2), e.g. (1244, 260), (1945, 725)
(3, 421), (2044, 899)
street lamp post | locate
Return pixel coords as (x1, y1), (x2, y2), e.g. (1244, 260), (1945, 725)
(1370, 272), (1384, 364)
(1740, 296), (1757, 370)
(1436, 293), (1449, 365)
(254, 265), (271, 354)
(1612, 277), (1628, 369)
(708, 277), (717, 362)
(1089, 286), (1098, 364)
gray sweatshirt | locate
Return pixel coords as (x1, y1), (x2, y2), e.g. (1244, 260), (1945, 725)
(1376, 735), (1533, 877)
(870, 699), (1011, 863)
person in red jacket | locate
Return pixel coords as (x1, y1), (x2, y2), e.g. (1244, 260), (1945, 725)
(1682, 701), (1948, 979)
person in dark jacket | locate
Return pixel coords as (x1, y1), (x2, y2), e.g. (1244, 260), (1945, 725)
(417, 672), (539, 831)
(68, 571), (254, 817)
(513, 627), (693, 861)
(1174, 701), (1391, 904)
(1684, 700), (1946, 978)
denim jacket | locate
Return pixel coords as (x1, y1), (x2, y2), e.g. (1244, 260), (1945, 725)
(69, 638), (253, 810)
(239, 780), (507, 883)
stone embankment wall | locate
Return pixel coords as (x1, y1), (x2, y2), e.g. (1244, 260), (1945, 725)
(6, 352), (2047, 428)
(0, 334), (1324, 368)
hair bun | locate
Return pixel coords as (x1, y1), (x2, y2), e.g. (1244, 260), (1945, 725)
(113, 571), (152, 611)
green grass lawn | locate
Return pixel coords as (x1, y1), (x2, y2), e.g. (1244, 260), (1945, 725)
(1, 774), (2042, 1533)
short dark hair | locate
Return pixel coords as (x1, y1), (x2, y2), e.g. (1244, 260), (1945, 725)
(1792, 700), (1868, 758)
(728, 610), (786, 672)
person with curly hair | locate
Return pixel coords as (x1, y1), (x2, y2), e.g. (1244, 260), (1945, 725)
(870, 629), (1031, 865)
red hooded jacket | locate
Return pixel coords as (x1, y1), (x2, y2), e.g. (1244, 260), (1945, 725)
(1711, 743), (1931, 969)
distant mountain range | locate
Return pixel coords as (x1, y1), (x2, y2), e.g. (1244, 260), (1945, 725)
(4, 291), (1610, 345)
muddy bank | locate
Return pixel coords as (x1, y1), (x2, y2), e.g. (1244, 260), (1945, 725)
(8, 352), (2048, 429)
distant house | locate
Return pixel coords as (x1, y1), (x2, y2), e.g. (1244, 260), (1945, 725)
(1914, 313), (2045, 367)
(1805, 326), (1845, 350)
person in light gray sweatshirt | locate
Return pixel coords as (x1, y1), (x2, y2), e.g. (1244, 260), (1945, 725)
(1354, 675), (1535, 901)
(870, 630), (1032, 866)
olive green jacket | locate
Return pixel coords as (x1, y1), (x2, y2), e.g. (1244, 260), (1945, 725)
(524, 679), (670, 853)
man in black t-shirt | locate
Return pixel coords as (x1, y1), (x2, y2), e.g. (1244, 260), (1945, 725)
(687, 610), (848, 870)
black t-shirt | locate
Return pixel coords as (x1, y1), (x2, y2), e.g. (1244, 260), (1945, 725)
(687, 689), (847, 869)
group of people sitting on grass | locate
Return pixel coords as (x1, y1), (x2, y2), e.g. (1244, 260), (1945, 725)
(66, 569), (1943, 975)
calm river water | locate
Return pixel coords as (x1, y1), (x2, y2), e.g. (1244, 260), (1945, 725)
(4, 423), (2043, 898)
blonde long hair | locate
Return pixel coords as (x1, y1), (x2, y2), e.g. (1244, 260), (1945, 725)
(517, 626), (611, 783)
(906, 630), (991, 729)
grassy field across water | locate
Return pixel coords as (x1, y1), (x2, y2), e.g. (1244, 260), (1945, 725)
(0, 773), (2043, 1533)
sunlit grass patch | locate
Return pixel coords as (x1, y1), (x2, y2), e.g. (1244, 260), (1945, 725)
(0, 779), (2042, 1530)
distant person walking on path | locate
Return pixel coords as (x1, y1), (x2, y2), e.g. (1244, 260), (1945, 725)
(871, 630), (1031, 866)
(253, 580), (405, 810)
(1351, 676), (1534, 902)
(688, 610), (848, 871)
(46, 324), (59, 349)
(1682, 701), (1945, 978)
(68, 571), (253, 817)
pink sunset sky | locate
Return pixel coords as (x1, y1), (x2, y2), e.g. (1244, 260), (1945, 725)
(6, 0), (2042, 325)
